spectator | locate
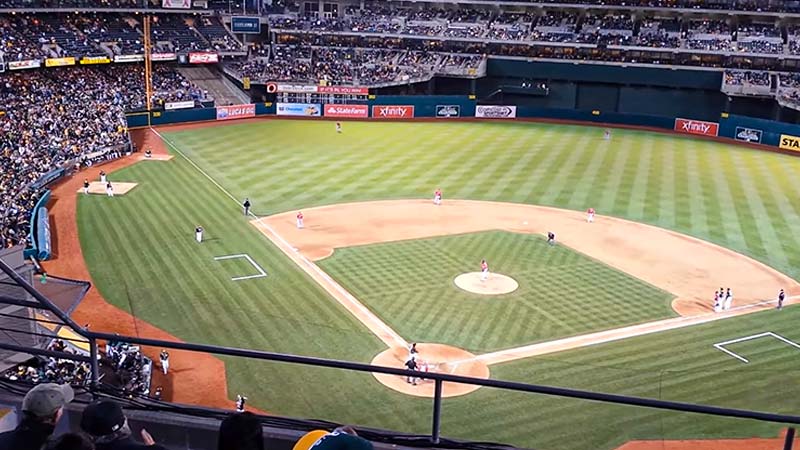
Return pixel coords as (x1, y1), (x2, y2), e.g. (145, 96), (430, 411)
(44, 433), (96, 450)
(307, 427), (373, 450)
(80, 400), (168, 450)
(0, 383), (74, 450)
(217, 412), (264, 450)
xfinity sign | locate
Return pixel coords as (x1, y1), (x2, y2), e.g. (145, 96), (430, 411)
(372, 105), (414, 119)
(674, 118), (719, 137)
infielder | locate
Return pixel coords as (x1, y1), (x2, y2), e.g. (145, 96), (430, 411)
(408, 342), (418, 360)
(195, 225), (204, 243)
(723, 288), (733, 310)
(480, 259), (489, 281)
(713, 291), (721, 313)
(433, 188), (442, 206)
(235, 394), (247, 412)
(778, 288), (786, 310)
(100, 170), (107, 183)
(105, 182), (114, 197)
(160, 349), (169, 375)
(296, 211), (304, 229)
(83, 179), (90, 195)
(547, 231), (556, 246)
(587, 207), (595, 223)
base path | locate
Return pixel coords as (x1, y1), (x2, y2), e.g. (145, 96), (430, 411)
(370, 344), (489, 398)
(43, 128), (247, 411)
(258, 199), (800, 316)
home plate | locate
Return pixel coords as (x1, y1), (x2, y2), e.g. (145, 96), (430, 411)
(77, 182), (138, 195)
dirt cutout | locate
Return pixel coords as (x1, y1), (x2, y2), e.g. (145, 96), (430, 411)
(370, 344), (489, 398)
(43, 129), (242, 411)
(76, 181), (138, 195)
(454, 272), (519, 295)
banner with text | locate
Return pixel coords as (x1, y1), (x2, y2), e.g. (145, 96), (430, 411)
(45, 57), (76, 67)
(323, 104), (368, 118)
(114, 54), (144, 63)
(165, 100), (196, 111)
(475, 105), (516, 118)
(8, 60), (41, 70)
(231, 16), (261, 33)
(436, 105), (461, 118)
(734, 127), (762, 144)
(674, 118), (719, 137)
(151, 53), (177, 62)
(276, 103), (322, 116)
(371, 105), (414, 119)
(162, 0), (190, 8)
(189, 52), (219, 64)
(779, 134), (800, 152)
(318, 86), (369, 95)
(80, 56), (111, 65)
(216, 104), (255, 121)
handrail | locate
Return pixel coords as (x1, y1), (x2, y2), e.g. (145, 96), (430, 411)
(3, 256), (800, 444)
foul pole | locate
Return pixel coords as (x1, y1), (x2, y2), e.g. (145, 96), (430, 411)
(143, 15), (154, 125)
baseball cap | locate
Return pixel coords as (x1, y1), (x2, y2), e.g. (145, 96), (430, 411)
(80, 400), (126, 436)
(22, 383), (74, 417)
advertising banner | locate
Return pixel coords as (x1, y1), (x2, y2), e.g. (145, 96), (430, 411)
(36, 207), (51, 260)
(372, 105), (414, 119)
(231, 16), (261, 33)
(45, 57), (76, 67)
(114, 54), (144, 63)
(216, 104), (255, 121)
(324, 104), (368, 118)
(189, 52), (219, 64)
(80, 56), (111, 65)
(475, 105), (516, 118)
(162, 0), (190, 8)
(674, 118), (719, 137)
(734, 127), (763, 144)
(151, 53), (177, 61)
(318, 86), (369, 95)
(779, 134), (800, 152)
(276, 103), (322, 116)
(165, 100), (196, 111)
(436, 105), (461, 118)
(268, 83), (318, 93)
(8, 60), (41, 70)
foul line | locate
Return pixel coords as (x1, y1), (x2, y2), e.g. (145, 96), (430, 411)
(714, 331), (800, 363)
(151, 127), (407, 349)
(214, 254), (267, 281)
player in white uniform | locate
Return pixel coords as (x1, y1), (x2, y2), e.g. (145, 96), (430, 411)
(195, 226), (204, 243)
(604, 129), (611, 140)
(433, 188), (442, 206)
(336, 122), (342, 133)
(105, 182), (114, 197)
(480, 259), (489, 281)
(713, 291), (722, 312)
(587, 207), (595, 223)
(296, 211), (304, 229)
(723, 288), (733, 310)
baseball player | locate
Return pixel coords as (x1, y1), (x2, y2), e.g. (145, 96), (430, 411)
(83, 179), (90, 195)
(604, 128), (611, 140)
(480, 259), (489, 281)
(404, 357), (419, 385)
(408, 342), (418, 360)
(144, 149), (152, 159)
(778, 288), (786, 310)
(547, 231), (556, 246)
(243, 198), (251, 216)
(100, 170), (107, 183)
(723, 288), (733, 310)
(713, 291), (722, 313)
(587, 207), (595, 223)
(433, 188), (442, 206)
(195, 225), (204, 243)
(160, 349), (169, 375)
(105, 182), (114, 197)
(336, 122), (342, 133)
(296, 211), (304, 229)
(235, 394), (247, 412)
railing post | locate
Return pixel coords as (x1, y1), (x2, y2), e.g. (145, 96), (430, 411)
(89, 337), (100, 392)
(784, 427), (796, 450)
(431, 379), (443, 444)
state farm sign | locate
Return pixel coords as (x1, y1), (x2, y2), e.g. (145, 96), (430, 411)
(324, 104), (368, 118)
(674, 118), (719, 137)
(372, 105), (414, 119)
(216, 104), (255, 121)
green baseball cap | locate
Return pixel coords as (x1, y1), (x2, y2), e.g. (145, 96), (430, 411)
(22, 383), (74, 417)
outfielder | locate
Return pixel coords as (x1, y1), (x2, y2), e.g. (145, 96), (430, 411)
(296, 211), (304, 229)
(587, 207), (595, 223)
(195, 225), (204, 243)
(336, 122), (342, 133)
(243, 198), (251, 216)
(480, 259), (489, 281)
(604, 129), (611, 140)
(433, 188), (442, 206)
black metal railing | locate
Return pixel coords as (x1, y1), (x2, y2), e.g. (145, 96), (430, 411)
(0, 256), (799, 448)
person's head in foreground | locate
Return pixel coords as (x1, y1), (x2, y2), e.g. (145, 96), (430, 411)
(217, 411), (264, 450)
(80, 400), (165, 449)
(0, 383), (74, 450)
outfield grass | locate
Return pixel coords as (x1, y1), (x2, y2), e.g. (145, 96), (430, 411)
(318, 231), (674, 353)
(77, 120), (800, 450)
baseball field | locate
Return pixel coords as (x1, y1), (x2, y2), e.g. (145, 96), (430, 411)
(61, 119), (800, 449)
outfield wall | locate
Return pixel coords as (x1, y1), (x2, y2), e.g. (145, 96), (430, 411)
(124, 97), (800, 156)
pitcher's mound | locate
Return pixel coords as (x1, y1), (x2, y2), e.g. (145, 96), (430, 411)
(371, 343), (489, 398)
(77, 182), (138, 195)
(454, 272), (519, 295)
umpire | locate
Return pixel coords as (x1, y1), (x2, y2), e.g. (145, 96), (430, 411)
(243, 198), (251, 216)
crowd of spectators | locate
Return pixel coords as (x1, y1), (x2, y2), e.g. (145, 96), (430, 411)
(724, 68), (770, 86)
(105, 338), (153, 396)
(3, 340), (90, 385)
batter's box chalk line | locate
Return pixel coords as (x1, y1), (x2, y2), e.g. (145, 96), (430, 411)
(713, 331), (800, 363)
(214, 254), (268, 281)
